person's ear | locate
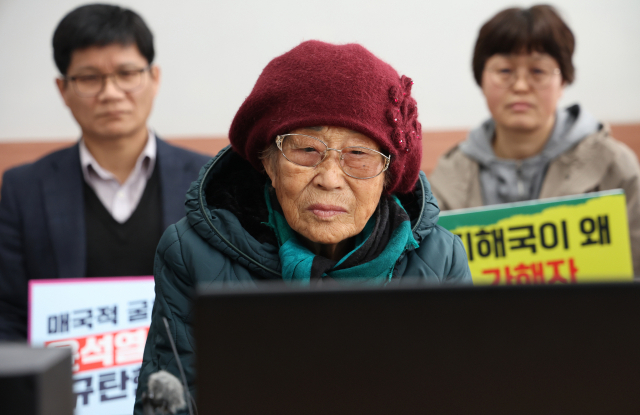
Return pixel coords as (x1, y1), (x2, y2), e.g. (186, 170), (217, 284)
(262, 157), (277, 188)
(55, 77), (71, 107)
(150, 65), (161, 97)
(553, 79), (566, 105)
(479, 73), (491, 100)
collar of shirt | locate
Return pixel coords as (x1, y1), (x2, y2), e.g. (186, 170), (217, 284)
(79, 130), (158, 223)
(79, 130), (157, 183)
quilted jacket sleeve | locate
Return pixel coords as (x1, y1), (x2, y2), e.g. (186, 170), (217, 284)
(133, 223), (197, 415)
(400, 225), (472, 284)
(444, 233), (473, 284)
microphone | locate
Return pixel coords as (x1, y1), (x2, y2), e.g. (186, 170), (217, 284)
(141, 317), (197, 415)
(142, 370), (186, 414)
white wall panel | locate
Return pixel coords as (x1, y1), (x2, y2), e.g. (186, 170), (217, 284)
(0, 0), (638, 141)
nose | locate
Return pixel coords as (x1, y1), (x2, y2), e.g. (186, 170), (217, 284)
(97, 74), (125, 99)
(511, 69), (532, 91)
(313, 149), (345, 190)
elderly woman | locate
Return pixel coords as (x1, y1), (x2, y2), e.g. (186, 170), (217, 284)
(134, 40), (471, 414)
(429, 5), (640, 275)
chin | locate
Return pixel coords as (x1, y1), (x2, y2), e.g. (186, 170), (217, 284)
(300, 227), (353, 246)
(96, 125), (140, 139)
(306, 233), (344, 246)
(501, 117), (540, 132)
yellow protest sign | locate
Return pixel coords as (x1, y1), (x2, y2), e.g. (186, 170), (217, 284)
(437, 190), (633, 285)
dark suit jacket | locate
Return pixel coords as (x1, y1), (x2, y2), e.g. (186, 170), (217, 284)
(0, 137), (211, 340)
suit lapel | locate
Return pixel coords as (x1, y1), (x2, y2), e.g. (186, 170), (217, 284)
(41, 144), (86, 279)
(156, 137), (188, 229)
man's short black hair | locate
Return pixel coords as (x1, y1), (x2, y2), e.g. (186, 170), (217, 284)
(53, 3), (154, 75)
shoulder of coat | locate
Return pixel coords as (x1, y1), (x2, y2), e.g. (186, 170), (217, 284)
(555, 125), (640, 181)
(434, 144), (477, 171)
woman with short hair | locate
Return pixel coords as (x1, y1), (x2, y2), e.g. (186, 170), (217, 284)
(429, 5), (640, 275)
(134, 40), (471, 414)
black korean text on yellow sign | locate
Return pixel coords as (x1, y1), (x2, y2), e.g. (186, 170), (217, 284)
(437, 190), (633, 285)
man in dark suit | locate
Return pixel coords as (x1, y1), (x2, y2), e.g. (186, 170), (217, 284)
(0, 4), (210, 340)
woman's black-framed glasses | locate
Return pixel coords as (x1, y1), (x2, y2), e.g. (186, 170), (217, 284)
(65, 66), (151, 97)
(276, 134), (391, 180)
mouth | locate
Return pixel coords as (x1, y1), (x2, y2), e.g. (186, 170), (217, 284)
(507, 102), (533, 112)
(97, 110), (129, 118)
(307, 204), (347, 219)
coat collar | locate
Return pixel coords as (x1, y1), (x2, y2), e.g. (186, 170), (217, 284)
(42, 144), (86, 279)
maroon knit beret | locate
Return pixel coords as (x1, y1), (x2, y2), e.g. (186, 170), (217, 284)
(229, 40), (422, 195)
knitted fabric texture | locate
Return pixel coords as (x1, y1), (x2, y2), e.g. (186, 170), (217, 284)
(229, 40), (422, 195)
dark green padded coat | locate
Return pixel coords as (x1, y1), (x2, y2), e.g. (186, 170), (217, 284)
(133, 146), (471, 414)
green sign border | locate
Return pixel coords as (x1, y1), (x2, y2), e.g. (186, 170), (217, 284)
(437, 189), (623, 229)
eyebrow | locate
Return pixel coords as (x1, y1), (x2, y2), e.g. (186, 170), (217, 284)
(499, 53), (549, 61)
(70, 63), (145, 73)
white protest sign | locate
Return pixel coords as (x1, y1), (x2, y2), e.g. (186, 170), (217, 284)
(29, 277), (155, 415)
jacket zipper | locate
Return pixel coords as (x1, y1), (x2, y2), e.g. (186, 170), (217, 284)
(516, 162), (525, 197)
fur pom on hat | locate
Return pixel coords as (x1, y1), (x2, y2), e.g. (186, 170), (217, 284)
(229, 40), (422, 194)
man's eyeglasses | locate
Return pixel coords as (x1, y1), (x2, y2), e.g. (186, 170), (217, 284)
(65, 66), (151, 97)
(275, 134), (391, 180)
(486, 66), (561, 90)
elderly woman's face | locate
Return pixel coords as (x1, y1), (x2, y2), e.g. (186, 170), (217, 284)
(263, 126), (385, 248)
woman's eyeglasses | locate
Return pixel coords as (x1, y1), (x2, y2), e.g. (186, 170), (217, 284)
(276, 134), (391, 180)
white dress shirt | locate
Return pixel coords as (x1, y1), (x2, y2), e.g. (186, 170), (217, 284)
(79, 131), (157, 224)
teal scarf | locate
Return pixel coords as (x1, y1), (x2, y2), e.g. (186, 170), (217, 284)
(264, 186), (418, 285)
